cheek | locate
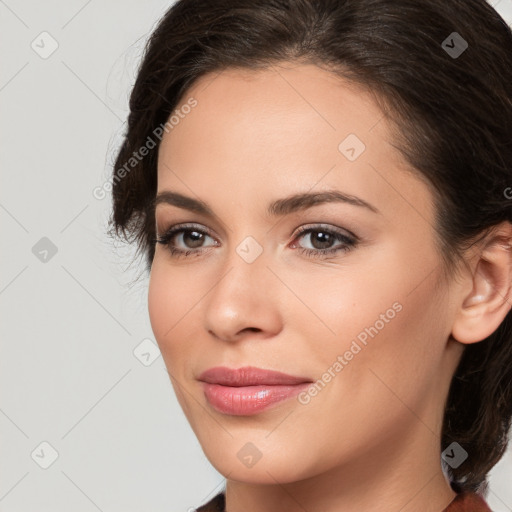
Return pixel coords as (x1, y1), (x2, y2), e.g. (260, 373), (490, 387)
(288, 248), (443, 397)
(281, 277), (442, 468)
(147, 261), (196, 362)
(147, 264), (170, 343)
(279, 260), (400, 354)
(148, 261), (202, 416)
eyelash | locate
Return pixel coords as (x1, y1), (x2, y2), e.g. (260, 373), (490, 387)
(153, 223), (357, 259)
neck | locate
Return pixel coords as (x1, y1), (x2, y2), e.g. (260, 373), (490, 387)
(225, 418), (457, 512)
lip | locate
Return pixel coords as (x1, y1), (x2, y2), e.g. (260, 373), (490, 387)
(198, 366), (312, 386)
(198, 366), (313, 415)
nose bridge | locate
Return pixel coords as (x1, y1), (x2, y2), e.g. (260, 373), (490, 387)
(212, 233), (269, 305)
(203, 232), (282, 340)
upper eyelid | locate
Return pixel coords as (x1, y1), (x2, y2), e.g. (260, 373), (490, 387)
(158, 222), (356, 243)
(294, 223), (357, 240)
(154, 203), (366, 238)
(156, 222), (212, 235)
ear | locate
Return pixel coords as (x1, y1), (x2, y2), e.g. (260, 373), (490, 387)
(451, 221), (512, 344)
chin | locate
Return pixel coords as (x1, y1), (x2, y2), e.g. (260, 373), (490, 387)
(209, 457), (306, 485)
(197, 435), (318, 485)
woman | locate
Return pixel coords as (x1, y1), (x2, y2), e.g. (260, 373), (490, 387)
(108, 0), (512, 510)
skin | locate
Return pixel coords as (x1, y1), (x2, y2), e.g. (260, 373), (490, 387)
(148, 60), (512, 512)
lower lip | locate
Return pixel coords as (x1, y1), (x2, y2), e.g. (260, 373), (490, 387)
(201, 382), (311, 415)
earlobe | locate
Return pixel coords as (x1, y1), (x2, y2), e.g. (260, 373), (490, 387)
(451, 222), (512, 345)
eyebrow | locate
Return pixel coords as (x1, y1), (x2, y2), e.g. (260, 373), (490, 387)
(153, 189), (380, 217)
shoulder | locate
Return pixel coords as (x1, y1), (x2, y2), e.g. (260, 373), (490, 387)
(444, 491), (493, 512)
(193, 490), (492, 512)
(195, 492), (225, 512)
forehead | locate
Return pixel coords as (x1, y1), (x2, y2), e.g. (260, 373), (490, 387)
(174, 61), (386, 136)
(158, 61), (393, 171)
(156, 61), (433, 228)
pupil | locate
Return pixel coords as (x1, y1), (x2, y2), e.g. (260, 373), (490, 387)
(312, 231), (332, 249)
(185, 231), (203, 248)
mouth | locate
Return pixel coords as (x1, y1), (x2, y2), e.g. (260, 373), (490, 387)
(197, 366), (313, 416)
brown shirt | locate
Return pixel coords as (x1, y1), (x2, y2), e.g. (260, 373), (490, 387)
(195, 490), (493, 511)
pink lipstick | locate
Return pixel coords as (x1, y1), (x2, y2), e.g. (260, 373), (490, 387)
(198, 366), (313, 415)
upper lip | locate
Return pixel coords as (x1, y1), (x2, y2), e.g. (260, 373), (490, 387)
(198, 366), (313, 386)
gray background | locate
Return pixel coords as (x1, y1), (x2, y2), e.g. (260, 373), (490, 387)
(1, 1), (511, 510)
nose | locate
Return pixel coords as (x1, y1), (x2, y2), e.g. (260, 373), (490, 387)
(203, 242), (283, 343)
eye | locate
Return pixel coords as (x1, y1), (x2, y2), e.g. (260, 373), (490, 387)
(290, 225), (357, 258)
(154, 223), (218, 258)
(154, 223), (358, 260)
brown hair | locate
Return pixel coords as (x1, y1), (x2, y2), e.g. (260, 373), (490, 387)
(108, 0), (512, 495)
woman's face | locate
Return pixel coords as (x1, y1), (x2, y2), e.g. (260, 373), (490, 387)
(148, 61), (465, 484)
